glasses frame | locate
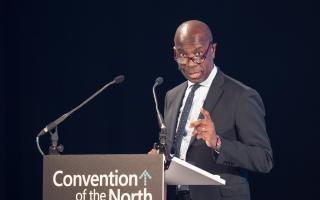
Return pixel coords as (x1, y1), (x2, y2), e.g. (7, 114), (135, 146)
(174, 41), (213, 65)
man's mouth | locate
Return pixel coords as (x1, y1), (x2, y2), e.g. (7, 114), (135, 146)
(187, 71), (201, 79)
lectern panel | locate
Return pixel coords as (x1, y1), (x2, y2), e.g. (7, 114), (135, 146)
(43, 154), (164, 200)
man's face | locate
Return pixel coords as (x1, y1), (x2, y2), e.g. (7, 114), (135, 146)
(174, 41), (215, 83)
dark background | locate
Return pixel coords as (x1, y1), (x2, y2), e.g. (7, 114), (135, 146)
(1, 0), (319, 199)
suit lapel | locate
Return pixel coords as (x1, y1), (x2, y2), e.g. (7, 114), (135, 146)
(167, 82), (188, 148)
(188, 68), (225, 147)
(202, 69), (225, 114)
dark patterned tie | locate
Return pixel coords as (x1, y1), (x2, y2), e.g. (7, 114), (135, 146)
(174, 84), (201, 157)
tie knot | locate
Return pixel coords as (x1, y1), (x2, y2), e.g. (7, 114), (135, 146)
(191, 84), (201, 93)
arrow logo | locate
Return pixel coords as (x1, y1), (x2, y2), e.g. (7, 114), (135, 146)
(139, 170), (152, 186)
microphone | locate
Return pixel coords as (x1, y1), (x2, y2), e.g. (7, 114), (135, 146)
(114, 75), (125, 84)
(152, 77), (168, 154)
(155, 76), (164, 85)
(152, 77), (165, 129)
(36, 75), (125, 155)
(152, 77), (172, 169)
(37, 75), (125, 137)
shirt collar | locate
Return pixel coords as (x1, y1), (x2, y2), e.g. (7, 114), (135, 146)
(187, 65), (218, 88)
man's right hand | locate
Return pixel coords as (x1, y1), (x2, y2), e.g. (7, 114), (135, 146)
(148, 148), (159, 155)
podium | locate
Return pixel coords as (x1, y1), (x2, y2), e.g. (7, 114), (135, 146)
(43, 155), (225, 200)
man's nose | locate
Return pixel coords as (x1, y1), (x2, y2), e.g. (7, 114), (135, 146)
(186, 58), (198, 68)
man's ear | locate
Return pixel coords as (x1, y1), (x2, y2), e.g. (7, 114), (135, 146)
(211, 43), (217, 58)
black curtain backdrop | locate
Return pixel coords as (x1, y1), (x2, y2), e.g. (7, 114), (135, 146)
(1, 0), (319, 200)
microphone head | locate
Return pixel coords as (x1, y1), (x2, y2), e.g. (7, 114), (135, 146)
(155, 77), (164, 85)
(114, 75), (125, 84)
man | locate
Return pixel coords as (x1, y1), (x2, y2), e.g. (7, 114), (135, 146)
(150, 20), (273, 200)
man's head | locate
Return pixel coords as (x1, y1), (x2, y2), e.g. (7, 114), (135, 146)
(174, 20), (216, 83)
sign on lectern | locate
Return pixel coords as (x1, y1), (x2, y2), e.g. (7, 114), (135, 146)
(43, 155), (164, 200)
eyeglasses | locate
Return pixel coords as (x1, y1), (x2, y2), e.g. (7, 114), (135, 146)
(174, 42), (212, 65)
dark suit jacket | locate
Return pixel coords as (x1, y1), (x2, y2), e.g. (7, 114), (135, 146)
(164, 68), (273, 200)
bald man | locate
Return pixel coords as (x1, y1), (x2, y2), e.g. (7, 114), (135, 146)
(159, 20), (273, 200)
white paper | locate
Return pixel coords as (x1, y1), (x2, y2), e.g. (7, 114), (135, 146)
(165, 157), (226, 185)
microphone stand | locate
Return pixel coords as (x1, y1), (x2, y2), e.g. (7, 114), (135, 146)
(48, 127), (64, 155)
(152, 77), (171, 170)
(153, 126), (171, 170)
(156, 125), (167, 154)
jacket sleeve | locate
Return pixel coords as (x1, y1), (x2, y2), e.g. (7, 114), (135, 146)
(215, 89), (273, 173)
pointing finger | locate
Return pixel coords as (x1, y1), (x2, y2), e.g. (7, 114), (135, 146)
(190, 120), (200, 128)
(201, 108), (211, 121)
(190, 119), (206, 128)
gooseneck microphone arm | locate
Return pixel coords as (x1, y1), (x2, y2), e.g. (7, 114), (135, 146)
(36, 75), (125, 156)
(152, 77), (166, 130)
(152, 77), (171, 170)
